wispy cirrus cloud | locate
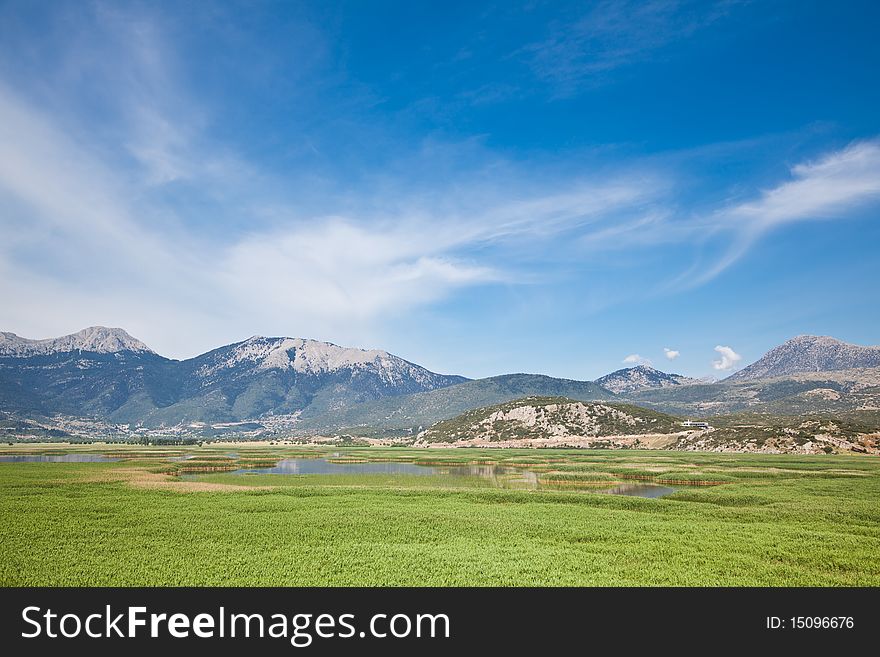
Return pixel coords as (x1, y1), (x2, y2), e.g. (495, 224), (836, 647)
(1, 1), (878, 375)
(572, 136), (880, 283)
(691, 138), (880, 284)
(0, 95), (657, 356)
(4, 28), (879, 360)
(521, 0), (742, 94)
(726, 139), (880, 231)
(0, 23), (660, 360)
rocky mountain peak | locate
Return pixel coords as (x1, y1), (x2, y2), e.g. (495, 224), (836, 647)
(726, 335), (880, 382)
(198, 336), (399, 375)
(0, 326), (154, 357)
(595, 364), (698, 395)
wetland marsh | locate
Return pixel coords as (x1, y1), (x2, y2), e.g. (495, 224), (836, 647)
(1, 443), (878, 586)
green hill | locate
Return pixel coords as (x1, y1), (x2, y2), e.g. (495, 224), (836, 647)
(294, 374), (615, 435)
(417, 396), (681, 443)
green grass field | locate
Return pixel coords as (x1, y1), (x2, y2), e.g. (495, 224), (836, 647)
(1, 444), (878, 586)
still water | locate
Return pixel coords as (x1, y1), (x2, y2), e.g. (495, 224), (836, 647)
(0, 454), (119, 462)
(598, 483), (676, 498)
(233, 458), (676, 498)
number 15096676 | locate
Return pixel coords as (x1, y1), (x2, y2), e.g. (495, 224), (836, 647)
(766, 616), (854, 629)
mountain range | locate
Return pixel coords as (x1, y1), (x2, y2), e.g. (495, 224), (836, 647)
(0, 328), (465, 427)
(1, 328), (879, 439)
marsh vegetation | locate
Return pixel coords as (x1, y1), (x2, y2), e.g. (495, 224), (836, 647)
(1, 443), (878, 586)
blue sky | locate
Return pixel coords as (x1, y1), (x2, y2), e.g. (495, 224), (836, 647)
(1, 0), (878, 379)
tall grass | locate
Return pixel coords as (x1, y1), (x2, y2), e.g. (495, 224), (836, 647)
(0, 445), (878, 586)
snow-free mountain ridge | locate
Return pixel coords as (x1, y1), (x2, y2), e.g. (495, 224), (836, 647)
(595, 364), (699, 394)
(0, 327), (467, 426)
(2, 328), (879, 434)
(196, 335), (448, 387)
(725, 335), (880, 382)
(0, 326), (154, 357)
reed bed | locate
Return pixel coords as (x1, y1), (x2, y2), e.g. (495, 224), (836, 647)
(1, 446), (878, 586)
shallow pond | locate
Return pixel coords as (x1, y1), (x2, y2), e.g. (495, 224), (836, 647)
(238, 458), (442, 476)
(0, 454), (119, 462)
(598, 483), (676, 498)
(233, 458), (677, 498)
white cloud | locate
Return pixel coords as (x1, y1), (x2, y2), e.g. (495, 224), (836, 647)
(731, 140), (880, 230)
(522, 0), (738, 94)
(711, 345), (742, 371)
(689, 139), (880, 285)
(0, 61), (658, 359)
(2, 3), (879, 367)
(578, 138), (880, 291)
(220, 220), (500, 325)
(623, 354), (651, 366)
(663, 347), (680, 360)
